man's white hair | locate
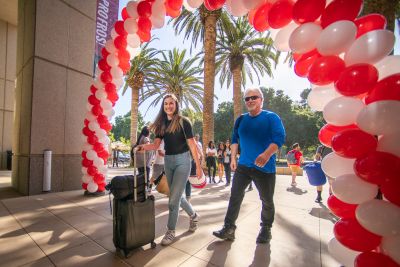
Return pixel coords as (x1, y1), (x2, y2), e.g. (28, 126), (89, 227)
(244, 88), (264, 99)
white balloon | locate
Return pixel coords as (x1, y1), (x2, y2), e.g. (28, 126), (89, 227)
(111, 66), (123, 79)
(151, 14), (165, 29)
(98, 165), (108, 175)
(323, 96), (365, 126)
(99, 136), (111, 145)
(100, 99), (113, 111)
(86, 150), (97, 161)
(106, 54), (119, 67)
(345, 30), (395, 66)
(332, 174), (378, 204)
(152, 0), (167, 16)
(105, 39), (117, 53)
(86, 102), (93, 112)
(242, 0), (264, 10)
(88, 121), (100, 132)
(85, 111), (96, 121)
(357, 100), (400, 136)
(374, 55), (400, 81)
(95, 89), (107, 100)
(377, 134), (400, 158)
(225, 0), (249, 17)
(104, 108), (115, 118)
(82, 174), (92, 184)
(87, 182), (99, 193)
(126, 1), (139, 19)
(328, 238), (360, 267)
(316, 20), (357, 56)
(187, 0), (204, 8)
(356, 199), (400, 237)
(113, 78), (124, 88)
(111, 28), (118, 40)
(268, 28), (279, 41)
(81, 167), (88, 175)
(124, 18), (138, 34)
(183, 0), (196, 12)
(307, 84), (342, 111)
(321, 152), (355, 179)
(127, 34), (141, 48)
(95, 128), (107, 138)
(94, 157), (105, 168)
(274, 23), (298, 52)
(82, 142), (93, 151)
(93, 79), (104, 90)
(289, 22), (322, 54)
(381, 235), (400, 265)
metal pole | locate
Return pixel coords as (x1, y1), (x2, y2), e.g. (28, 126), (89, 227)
(43, 150), (52, 192)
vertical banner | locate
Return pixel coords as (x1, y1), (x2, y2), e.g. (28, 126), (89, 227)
(93, 0), (120, 77)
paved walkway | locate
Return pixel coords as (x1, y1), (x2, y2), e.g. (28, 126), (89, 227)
(0, 169), (340, 267)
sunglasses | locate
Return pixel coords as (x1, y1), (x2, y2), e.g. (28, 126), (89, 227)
(244, 95), (260, 102)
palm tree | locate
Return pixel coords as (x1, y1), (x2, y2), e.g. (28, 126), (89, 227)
(215, 17), (279, 119)
(141, 48), (204, 112)
(123, 42), (159, 144)
(172, 6), (230, 154)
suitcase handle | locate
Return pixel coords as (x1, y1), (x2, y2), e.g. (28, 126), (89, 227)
(133, 147), (148, 202)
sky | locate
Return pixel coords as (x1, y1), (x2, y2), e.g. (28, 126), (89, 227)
(113, 1), (400, 123)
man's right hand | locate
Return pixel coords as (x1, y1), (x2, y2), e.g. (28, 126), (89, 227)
(231, 159), (237, 171)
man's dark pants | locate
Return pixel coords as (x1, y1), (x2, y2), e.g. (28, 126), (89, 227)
(224, 165), (276, 228)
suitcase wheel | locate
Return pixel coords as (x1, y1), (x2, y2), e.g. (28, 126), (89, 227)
(151, 241), (156, 249)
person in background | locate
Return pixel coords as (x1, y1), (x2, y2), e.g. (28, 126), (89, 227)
(223, 140), (232, 186)
(206, 141), (217, 184)
(314, 145), (333, 203)
(217, 142), (225, 183)
(134, 126), (154, 185)
(112, 146), (119, 167)
(213, 88), (286, 244)
(286, 143), (304, 187)
(137, 94), (203, 246)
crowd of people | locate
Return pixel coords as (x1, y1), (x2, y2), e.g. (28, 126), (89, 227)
(111, 88), (332, 246)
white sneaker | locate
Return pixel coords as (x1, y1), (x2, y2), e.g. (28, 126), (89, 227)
(161, 230), (175, 246)
(189, 213), (199, 232)
(291, 182), (297, 187)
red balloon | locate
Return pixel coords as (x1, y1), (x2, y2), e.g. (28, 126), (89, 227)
(365, 73), (400, 104)
(308, 56), (345, 85)
(90, 85), (98, 94)
(97, 182), (106, 192)
(100, 71), (113, 84)
(267, 0), (294, 29)
(93, 142), (104, 153)
(248, 8), (257, 25)
(318, 124), (359, 148)
(335, 64), (379, 97)
(91, 105), (103, 117)
(294, 49), (321, 77)
(101, 47), (109, 58)
(100, 121), (113, 132)
(381, 175), (400, 207)
(355, 251), (399, 267)
(253, 3), (272, 32)
(81, 151), (87, 159)
(121, 7), (129, 21)
(114, 20), (127, 36)
(204, 0), (225, 11)
(82, 126), (94, 137)
(292, 0), (326, 24)
(82, 183), (88, 190)
(327, 195), (358, 219)
(94, 173), (105, 183)
(165, 2), (181, 18)
(114, 35), (127, 50)
(84, 119), (89, 127)
(118, 49), (130, 62)
(334, 218), (382, 252)
(97, 114), (108, 124)
(137, 17), (152, 33)
(331, 129), (378, 158)
(354, 151), (400, 185)
(137, 1), (152, 17)
(105, 83), (116, 94)
(354, 14), (387, 38)
(320, 0), (363, 28)
(87, 134), (98, 145)
(98, 59), (111, 72)
(88, 95), (100, 106)
(167, 0), (183, 11)
(107, 91), (119, 102)
(82, 158), (93, 168)
(98, 150), (109, 161)
(87, 166), (98, 176)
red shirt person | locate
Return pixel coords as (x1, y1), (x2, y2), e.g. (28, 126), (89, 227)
(286, 143), (304, 186)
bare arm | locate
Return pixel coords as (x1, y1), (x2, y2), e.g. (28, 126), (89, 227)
(230, 144), (238, 171)
(255, 143), (279, 168)
(138, 138), (162, 151)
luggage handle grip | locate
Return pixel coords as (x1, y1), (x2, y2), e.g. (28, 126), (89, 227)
(133, 147), (148, 202)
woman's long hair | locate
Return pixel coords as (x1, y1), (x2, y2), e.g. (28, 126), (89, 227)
(150, 94), (182, 136)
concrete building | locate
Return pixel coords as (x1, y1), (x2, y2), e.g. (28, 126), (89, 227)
(1, 0), (97, 195)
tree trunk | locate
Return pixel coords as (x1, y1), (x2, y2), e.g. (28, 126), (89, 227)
(232, 66), (243, 120)
(202, 10), (219, 155)
(362, 0), (397, 32)
(130, 86), (139, 145)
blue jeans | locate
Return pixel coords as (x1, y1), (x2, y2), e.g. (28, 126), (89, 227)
(164, 151), (195, 230)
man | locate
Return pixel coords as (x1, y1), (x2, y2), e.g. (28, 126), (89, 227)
(314, 145), (333, 203)
(112, 146), (119, 167)
(286, 143), (304, 187)
(213, 88), (286, 244)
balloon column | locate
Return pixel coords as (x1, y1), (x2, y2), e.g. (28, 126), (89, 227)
(82, 1), (400, 265)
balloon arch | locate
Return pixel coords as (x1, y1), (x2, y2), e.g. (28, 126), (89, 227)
(81, 0), (400, 265)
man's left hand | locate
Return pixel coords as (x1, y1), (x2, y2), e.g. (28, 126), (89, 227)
(254, 152), (270, 168)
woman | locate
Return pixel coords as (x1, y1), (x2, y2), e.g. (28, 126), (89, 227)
(223, 140), (232, 186)
(206, 141), (217, 184)
(217, 142), (225, 183)
(136, 94), (203, 246)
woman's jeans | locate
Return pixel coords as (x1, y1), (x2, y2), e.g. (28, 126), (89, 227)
(224, 165), (276, 228)
(224, 163), (231, 184)
(164, 151), (195, 230)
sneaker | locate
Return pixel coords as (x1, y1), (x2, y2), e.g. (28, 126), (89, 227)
(256, 227), (272, 244)
(291, 182), (297, 187)
(212, 225), (236, 241)
(161, 230), (175, 246)
(315, 196), (322, 203)
(189, 213), (199, 232)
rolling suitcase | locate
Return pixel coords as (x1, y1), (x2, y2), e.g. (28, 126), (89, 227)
(112, 149), (156, 257)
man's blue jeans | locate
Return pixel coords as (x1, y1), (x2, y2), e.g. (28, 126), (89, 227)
(224, 165), (276, 228)
(164, 151), (195, 230)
